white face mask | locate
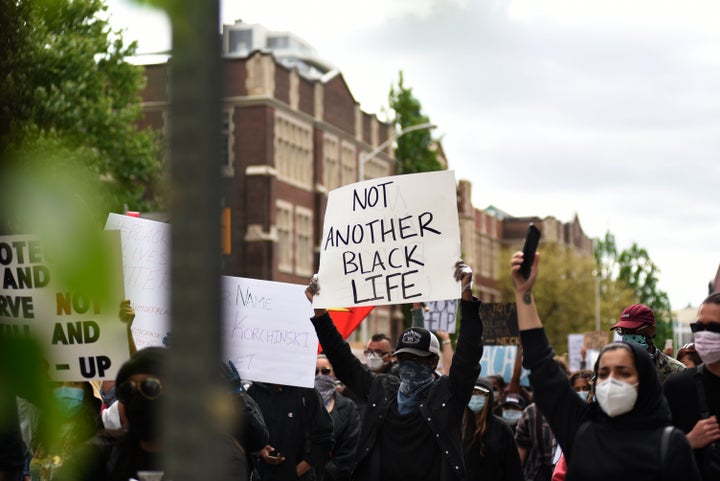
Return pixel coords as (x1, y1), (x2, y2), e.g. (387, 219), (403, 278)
(365, 355), (385, 372)
(595, 377), (638, 417)
(694, 331), (720, 365)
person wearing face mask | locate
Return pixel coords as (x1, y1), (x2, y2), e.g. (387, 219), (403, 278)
(510, 250), (700, 481)
(305, 261), (483, 481)
(462, 376), (523, 481)
(29, 382), (102, 480)
(315, 355), (361, 481)
(610, 303), (686, 383)
(664, 292), (720, 480)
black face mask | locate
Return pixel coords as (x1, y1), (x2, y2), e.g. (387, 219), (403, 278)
(125, 394), (162, 442)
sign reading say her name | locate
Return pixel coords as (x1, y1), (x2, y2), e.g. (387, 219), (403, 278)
(424, 299), (459, 333)
(105, 214), (170, 348)
(0, 233), (128, 381)
(314, 171), (461, 308)
(221, 276), (318, 388)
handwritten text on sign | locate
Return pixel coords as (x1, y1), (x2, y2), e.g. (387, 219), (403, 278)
(105, 213), (170, 349)
(0, 234), (128, 381)
(221, 276), (318, 389)
(315, 171), (461, 308)
(423, 299), (458, 333)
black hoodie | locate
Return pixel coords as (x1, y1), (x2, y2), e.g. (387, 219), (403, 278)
(521, 328), (700, 481)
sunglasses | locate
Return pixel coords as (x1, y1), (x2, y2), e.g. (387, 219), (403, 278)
(117, 377), (163, 403)
(315, 367), (333, 375)
(690, 322), (720, 334)
(364, 349), (390, 358)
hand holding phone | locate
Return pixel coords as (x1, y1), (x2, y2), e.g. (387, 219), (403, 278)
(519, 224), (541, 279)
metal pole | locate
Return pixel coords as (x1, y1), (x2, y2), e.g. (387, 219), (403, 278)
(358, 122), (436, 181)
(594, 272), (601, 331)
(165, 1), (223, 479)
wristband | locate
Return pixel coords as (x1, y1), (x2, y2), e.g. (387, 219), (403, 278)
(442, 339), (451, 345)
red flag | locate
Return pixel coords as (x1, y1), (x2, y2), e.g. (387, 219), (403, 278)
(327, 306), (374, 340)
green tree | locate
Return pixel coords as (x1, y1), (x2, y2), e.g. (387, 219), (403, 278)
(388, 71), (442, 174)
(595, 231), (674, 348)
(1, 0), (162, 213)
(498, 242), (599, 352)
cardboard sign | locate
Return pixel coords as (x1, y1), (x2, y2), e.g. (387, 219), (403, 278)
(221, 276), (318, 388)
(478, 303), (519, 345)
(105, 213), (170, 348)
(423, 299), (458, 333)
(568, 333), (584, 372)
(480, 345), (530, 387)
(0, 233), (128, 381)
(584, 330), (608, 350)
(314, 170), (461, 308)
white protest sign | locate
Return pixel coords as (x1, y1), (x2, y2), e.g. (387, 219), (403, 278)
(0, 233), (129, 381)
(105, 213), (170, 348)
(424, 299), (458, 333)
(221, 276), (318, 388)
(568, 333), (584, 372)
(315, 170), (461, 308)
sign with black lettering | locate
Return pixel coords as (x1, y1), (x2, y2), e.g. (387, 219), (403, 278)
(478, 303), (519, 345)
(0, 233), (128, 381)
(314, 170), (461, 308)
(423, 299), (458, 333)
(221, 276), (318, 388)
(105, 213), (170, 349)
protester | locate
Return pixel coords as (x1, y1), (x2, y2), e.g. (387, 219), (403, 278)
(315, 355), (361, 481)
(462, 376), (524, 481)
(676, 342), (703, 368)
(29, 382), (102, 480)
(305, 261), (483, 481)
(664, 292), (720, 480)
(510, 250), (700, 480)
(411, 302), (455, 374)
(610, 303), (686, 382)
(363, 333), (396, 374)
(247, 380), (334, 481)
(498, 394), (525, 432)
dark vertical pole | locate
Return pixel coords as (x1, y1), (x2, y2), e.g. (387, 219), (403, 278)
(165, 1), (222, 479)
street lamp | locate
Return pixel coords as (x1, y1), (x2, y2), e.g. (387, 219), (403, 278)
(358, 122), (437, 181)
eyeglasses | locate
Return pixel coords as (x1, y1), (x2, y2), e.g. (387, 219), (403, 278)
(117, 377), (163, 403)
(690, 322), (720, 334)
(364, 349), (390, 358)
(315, 367), (333, 375)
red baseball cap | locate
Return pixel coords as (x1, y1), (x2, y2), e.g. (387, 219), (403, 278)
(610, 304), (655, 330)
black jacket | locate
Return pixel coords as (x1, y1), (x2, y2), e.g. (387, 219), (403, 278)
(247, 383), (334, 481)
(311, 299), (483, 481)
(324, 393), (361, 481)
(521, 328), (700, 481)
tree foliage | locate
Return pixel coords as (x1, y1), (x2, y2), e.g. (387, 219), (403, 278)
(0, 0), (162, 214)
(388, 71), (442, 174)
(595, 231), (674, 347)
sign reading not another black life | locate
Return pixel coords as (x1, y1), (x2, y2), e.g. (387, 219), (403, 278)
(478, 303), (519, 345)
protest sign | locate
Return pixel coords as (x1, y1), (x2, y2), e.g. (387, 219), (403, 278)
(584, 330), (608, 350)
(423, 299), (458, 333)
(105, 213), (170, 348)
(479, 303), (519, 345)
(314, 170), (461, 308)
(480, 345), (530, 387)
(221, 276), (318, 388)
(0, 233), (128, 381)
(568, 333), (584, 372)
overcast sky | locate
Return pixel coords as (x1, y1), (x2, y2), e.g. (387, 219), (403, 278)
(106, 0), (720, 311)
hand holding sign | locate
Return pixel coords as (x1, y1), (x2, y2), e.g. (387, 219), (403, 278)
(454, 260), (473, 301)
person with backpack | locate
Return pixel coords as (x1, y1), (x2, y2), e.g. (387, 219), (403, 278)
(510, 250), (700, 481)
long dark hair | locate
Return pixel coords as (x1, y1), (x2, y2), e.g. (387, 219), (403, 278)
(461, 377), (494, 455)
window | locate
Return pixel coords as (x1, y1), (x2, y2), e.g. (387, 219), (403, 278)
(221, 108), (234, 176)
(340, 141), (356, 186)
(277, 201), (293, 273)
(323, 134), (340, 191)
(275, 112), (312, 189)
(295, 207), (313, 276)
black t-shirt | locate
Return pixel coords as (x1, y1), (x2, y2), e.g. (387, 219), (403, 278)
(379, 400), (440, 481)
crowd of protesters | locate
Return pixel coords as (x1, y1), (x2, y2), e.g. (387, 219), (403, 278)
(1, 254), (719, 481)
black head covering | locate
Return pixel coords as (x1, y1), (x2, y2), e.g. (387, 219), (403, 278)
(116, 347), (167, 385)
(591, 341), (671, 429)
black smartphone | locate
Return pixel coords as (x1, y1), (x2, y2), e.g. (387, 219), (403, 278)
(519, 224), (541, 279)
